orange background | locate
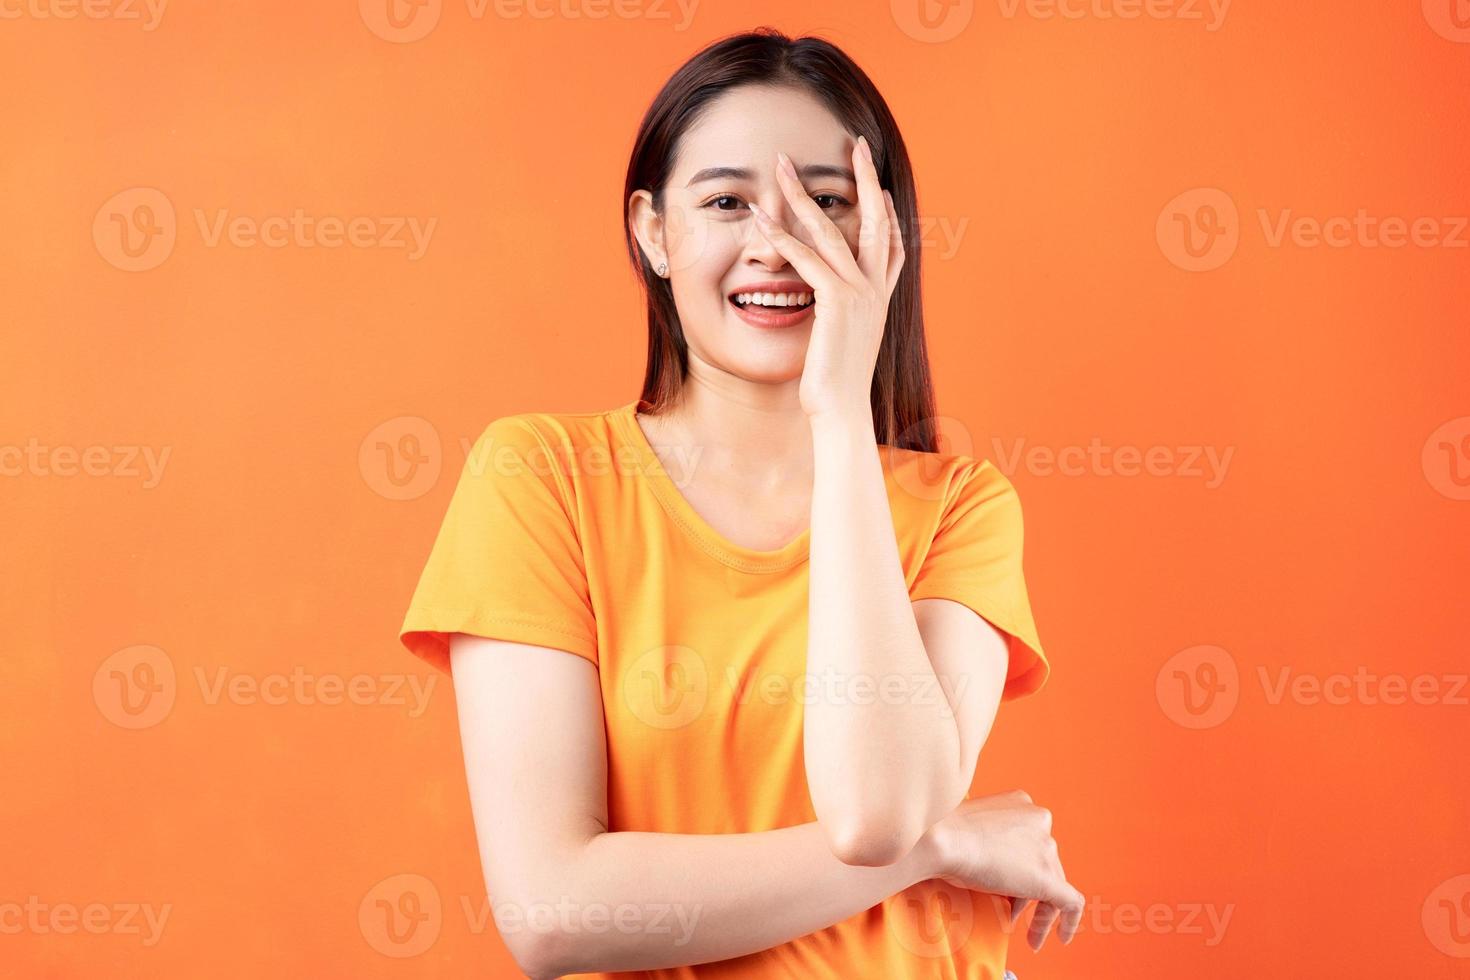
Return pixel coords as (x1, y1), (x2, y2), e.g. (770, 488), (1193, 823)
(3, 1), (1468, 976)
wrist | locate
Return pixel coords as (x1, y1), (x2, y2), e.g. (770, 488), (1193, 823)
(806, 404), (873, 440)
(908, 818), (951, 884)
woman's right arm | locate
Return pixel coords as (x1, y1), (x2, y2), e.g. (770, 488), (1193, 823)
(450, 632), (942, 978)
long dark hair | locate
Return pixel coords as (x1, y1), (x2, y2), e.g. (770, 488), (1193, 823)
(621, 27), (939, 453)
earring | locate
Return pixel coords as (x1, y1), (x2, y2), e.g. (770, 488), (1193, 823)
(656, 262), (668, 277)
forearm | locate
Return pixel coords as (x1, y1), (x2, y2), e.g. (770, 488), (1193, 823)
(523, 819), (936, 978)
(803, 408), (964, 863)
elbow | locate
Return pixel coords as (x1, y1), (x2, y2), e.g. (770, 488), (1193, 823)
(500, 911), (579, 980)
(823, 812), (926, 868)
(504, 928), (563, 980)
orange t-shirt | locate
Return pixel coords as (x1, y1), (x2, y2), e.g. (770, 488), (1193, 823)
(399, 399), (1050, 979)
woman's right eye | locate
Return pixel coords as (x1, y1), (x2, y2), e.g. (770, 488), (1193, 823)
(702, 195), (744, 212)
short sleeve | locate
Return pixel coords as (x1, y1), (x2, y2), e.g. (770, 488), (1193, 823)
(909, 460), (1050, 701)
(398, 415), (598, 673)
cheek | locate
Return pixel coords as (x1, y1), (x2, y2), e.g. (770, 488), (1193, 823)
(661, 202), (720, 276)
(838, 215), (864, 255)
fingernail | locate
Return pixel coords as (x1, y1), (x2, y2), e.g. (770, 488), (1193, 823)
(776, 151), (796, 180)
(859, 135), (873, 163)
(749, 202), (767, 221)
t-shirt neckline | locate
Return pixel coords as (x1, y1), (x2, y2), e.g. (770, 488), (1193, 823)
(610, 399), (811, 574)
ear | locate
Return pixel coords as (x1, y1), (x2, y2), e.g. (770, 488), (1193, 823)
(628, 189), (667, 274)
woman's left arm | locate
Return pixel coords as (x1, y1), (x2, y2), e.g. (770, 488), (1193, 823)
(749, 136), (1013, 869)
(803, 408), (1010, 868)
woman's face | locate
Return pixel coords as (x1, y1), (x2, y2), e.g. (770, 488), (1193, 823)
(630, 84), (863, 386)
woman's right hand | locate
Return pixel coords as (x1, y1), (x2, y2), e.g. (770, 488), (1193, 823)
(919, 790), (1085, 951)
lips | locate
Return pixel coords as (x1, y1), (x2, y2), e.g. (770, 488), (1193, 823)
(727, 280), (817, 329)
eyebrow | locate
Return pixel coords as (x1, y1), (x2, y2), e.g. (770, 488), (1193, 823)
(685, 164), (856, 186)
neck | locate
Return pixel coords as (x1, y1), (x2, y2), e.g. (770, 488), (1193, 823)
(644, 371), (814, 484)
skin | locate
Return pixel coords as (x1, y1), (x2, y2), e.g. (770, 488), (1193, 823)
(450, 84), (1083, 979)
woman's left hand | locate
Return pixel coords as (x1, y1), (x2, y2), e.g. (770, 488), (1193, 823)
(748, 134), (906, 421)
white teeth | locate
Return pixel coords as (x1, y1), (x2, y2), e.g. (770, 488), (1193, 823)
(734, 291), (813, 307)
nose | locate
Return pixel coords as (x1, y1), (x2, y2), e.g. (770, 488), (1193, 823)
(740, 191), (799, 268)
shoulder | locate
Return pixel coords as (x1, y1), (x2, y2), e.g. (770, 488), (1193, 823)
(883, 443), (1022, 517)
(473, 405), (621, 460)
(465, 406), (626, 495)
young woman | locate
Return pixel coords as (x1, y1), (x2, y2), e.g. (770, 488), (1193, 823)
(400, 28), (1083, 979)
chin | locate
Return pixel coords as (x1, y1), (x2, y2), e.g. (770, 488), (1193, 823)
(723, 355), (806, 385)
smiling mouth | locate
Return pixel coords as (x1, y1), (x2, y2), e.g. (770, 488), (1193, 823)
(728, 294), (815, 311)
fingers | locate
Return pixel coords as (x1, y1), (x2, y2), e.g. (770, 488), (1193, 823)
(851, 135), (890, 288)
(883, 188), (905, 296)
(771, 149), (866, 287)
(1027, 900), (1061, 951)
(1058, 884), (1085, 945)
(748, 201), (842, 297)
(1025, 884), (1086, 951)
